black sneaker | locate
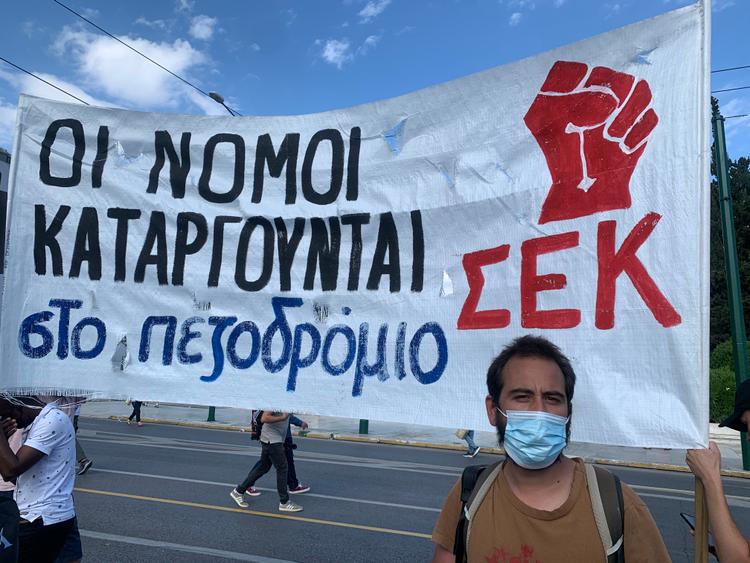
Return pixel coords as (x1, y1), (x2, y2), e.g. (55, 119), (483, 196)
(76, 459), (93, 475)
(463, 447), (480, 458)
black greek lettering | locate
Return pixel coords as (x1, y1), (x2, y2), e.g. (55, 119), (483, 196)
(207, 216), (243, 286)
(235, 217), (274, 292)
(367, 212), (400, 292)
(275, 217), (305, 292)
(253, 133), (300, 204)
(304, 217), (340, 291)
(199, 134), (245, 204)
(69, 207), (101, 280)
(107, 208), (141, 282)
(39, 119), (85, 187)
(134, 211), (168, 284)
(147, 131), (191, 198)
(172, 212), (208, 285)
(34, 204), (70, 276)
(301, 129), (344, 205)
(341, 213), (370, 291)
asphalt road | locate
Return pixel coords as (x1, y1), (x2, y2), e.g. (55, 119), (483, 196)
(72, 418), (750, 562)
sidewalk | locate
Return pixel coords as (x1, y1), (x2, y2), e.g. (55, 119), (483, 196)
(82, 401), (747, 474)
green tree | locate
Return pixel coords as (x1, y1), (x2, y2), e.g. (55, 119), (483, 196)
(710, 98), (750, 349)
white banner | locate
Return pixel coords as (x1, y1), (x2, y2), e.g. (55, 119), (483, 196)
(1, 4), (709, 447)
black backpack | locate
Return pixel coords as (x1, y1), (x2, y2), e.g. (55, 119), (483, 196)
(453, 461), (624, 563)
(250, 410), (264, 440)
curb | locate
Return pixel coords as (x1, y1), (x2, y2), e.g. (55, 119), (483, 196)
(101, 415), (750, 479)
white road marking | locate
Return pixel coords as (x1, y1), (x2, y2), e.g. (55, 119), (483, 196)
(89, 467), (442, 513)
(80, 529), (300, 562)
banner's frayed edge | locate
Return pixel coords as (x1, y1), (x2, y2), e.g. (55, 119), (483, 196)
(0, 388), (127, 402)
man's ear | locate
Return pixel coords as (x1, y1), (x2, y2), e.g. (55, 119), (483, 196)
(485, 395), (497, 426)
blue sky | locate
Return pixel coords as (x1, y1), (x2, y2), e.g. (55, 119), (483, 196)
(1, 0), (748, 157)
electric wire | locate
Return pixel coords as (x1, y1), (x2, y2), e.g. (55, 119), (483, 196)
(712, 64), (750, 74)
(0, 55), (90, 105)
(52, 0), (242, 116)
(712, 85), (750, 94)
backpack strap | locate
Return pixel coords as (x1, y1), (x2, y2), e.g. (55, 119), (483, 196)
(585, 463), (625, 563)
(453, 462), (503, 563)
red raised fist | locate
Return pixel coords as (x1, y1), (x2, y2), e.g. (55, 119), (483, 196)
(524, 61), (658, 224)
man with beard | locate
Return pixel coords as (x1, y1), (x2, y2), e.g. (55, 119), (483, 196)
(431, 335), (670, 562)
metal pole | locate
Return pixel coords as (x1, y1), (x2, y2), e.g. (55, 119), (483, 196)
(207, 406), (216, 422)
(358, 419), (369, 434)
(693, 480), (709, 563)
(712, 104), (750, 470)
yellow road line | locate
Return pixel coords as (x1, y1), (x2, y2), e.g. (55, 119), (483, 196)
(74, 487), (432, 540)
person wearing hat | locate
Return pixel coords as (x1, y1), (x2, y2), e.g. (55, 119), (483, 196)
(686, 379), (750, 563)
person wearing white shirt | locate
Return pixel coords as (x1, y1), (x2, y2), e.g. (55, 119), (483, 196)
(0, 397), (76, 563)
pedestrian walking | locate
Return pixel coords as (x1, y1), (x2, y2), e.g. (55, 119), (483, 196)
(230, 412), (302, 512)
(456, 429), (480, 458)
(72, 404), (92, 475)
(285, 415), (310, 494)
(127, 400), (143, 426)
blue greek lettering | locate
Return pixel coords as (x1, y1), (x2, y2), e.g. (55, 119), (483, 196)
(321, 325), (356, 376)
(177, 317), (205, 364)
(409, 322), (448, 385)
(226, 321), (261, 370)
(261, 297), (302, 373)
(201, 316), (237, 382)
(49, 299), (82, 359)
(352, 322), (389, 397)
(139, 316), (177, 365)
(18, 311), (54, 358)
(287, 323), (321, 391)
(395, 322), (407, 380)
(70, 317), (106, 359)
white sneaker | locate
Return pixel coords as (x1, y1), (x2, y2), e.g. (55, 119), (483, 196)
(230, 488), (248, 508)
(279, 500), (303, 513)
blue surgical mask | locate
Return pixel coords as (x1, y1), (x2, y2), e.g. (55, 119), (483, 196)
(496, 408), (568, 470)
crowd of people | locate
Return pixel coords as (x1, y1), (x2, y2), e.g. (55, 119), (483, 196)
(0, 335), (746, 562)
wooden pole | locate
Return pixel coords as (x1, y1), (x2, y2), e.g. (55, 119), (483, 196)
(694, 478), (709, 563)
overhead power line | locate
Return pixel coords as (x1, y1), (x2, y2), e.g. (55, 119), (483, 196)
(713, 64), (750, 74)
(52, 0), (242, 116)
(712, 85), (750, 94)
(0, 55), (90, 105)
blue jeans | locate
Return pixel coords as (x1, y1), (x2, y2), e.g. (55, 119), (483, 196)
(463, 430), (477, 450)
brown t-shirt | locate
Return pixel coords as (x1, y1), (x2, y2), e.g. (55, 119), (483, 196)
(432, 459), (671, 562)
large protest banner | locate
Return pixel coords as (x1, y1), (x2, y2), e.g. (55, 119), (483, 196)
(1, 4), (709, 447)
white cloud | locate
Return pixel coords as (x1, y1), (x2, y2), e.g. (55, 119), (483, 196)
(284, 8), (297, 26)
(554, 0), (565, 6)
(509, 12), (522, 25)
(0, 67), (111, 149)
(0, 67), (109, 107)
(53, 27), (208, 109)
(319, 39), (352, 69)
(317, 34), (382, 69)
(359, 0), (391, 23)
(176, 0), (194, 13)
(135, 17), (168, 30)
(713, 0), (735, 11)
(358, 34), (380, 55)
(0, 101), (20, 151)
(189, 15), (218, 41)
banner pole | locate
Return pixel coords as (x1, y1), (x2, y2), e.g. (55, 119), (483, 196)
(693, 479), (709, 563)
(712, 103), (750, 470)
